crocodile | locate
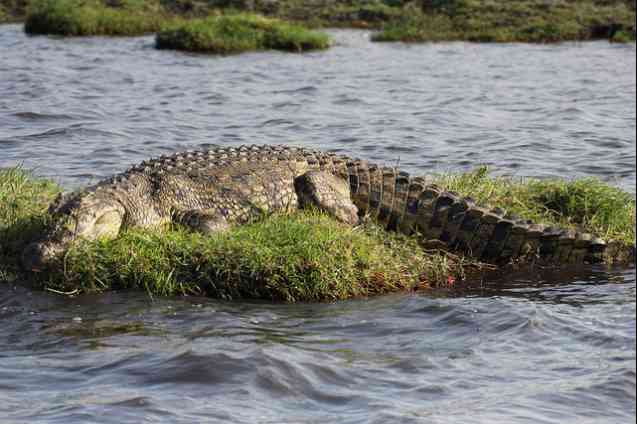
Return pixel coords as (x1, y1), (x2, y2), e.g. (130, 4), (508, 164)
(23, 144), (635, 271)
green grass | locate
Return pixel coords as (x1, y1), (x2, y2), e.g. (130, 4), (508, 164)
(24, 0), (172, 36)
(1, 166), (634, 301)
(372, 0), (636, 43)
(0, 0), (27, 23)
(50, 213), (462, 301)
(612, 28), (636, 42)
(0, 167), (61, 283)
(155, 13), (330, 53)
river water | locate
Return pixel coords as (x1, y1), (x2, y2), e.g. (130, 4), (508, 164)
(0, 25), (635, 423)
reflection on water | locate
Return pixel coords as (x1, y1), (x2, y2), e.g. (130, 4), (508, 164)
(0, 24), (635, 424)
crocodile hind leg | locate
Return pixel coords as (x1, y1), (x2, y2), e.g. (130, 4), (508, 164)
(294, 171), (359, 225)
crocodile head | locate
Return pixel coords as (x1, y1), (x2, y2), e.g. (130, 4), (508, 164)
(23, 191), (126, 272)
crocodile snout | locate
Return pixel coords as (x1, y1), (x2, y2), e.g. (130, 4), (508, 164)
(22, 241), (65, 272)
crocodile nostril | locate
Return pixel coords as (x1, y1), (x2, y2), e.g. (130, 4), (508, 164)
(22, 242), (64, 272)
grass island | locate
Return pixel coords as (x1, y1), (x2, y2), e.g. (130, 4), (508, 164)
(1, 167), (634, 302)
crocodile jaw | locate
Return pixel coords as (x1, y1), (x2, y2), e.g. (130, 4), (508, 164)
(22, 194), (126, 272)
(22, 241), (67, 273)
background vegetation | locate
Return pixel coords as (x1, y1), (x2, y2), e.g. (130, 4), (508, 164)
(3, 0), (635, 42)
(24, 0), (170, 35)
(373, 0), (637, 42)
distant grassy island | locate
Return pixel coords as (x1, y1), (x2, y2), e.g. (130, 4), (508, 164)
(23, 0), (170, 35)
(372, 0), (637, 43)
(156, 14), (330, 53)
(18, 0), (330, 52)
(1, 0), (634, 43)
(1, 167), (634, 302)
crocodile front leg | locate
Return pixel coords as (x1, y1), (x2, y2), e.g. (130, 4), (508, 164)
(177, 210), (231, 235)
(294, 171), (359, 225)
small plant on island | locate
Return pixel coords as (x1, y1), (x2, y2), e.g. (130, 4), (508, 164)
(155, 14), (330, 54)
(0, 167), (634, 302)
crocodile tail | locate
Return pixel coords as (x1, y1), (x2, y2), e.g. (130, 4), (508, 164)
(345, 163), (634, 265)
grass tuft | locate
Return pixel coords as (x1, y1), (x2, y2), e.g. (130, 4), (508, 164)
(155, 13), (330, 53)
(0, 167), (61, 283)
